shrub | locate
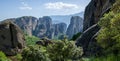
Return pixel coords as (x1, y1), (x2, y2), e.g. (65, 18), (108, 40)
(15, 54), (22, 61)
(88, 54), (120, 61)
(22, 39), (83, 61)
(71, 32), (82, 41)
(22, 45), (50, 61)
(0, 51), (11, 61)
(46, 39), (83, 61)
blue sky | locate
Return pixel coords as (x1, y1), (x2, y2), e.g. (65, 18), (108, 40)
(0, 0), (91, 20)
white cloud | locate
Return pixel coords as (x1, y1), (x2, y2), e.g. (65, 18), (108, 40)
(44, 2), (79, 10)
(19, 2), (32, 10)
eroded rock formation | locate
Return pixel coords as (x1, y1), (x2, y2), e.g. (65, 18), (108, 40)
(0, 20), (25, 56)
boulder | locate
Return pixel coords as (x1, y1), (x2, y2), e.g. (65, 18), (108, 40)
(0, 20), (25, 56)
(36, 38), (53, 46)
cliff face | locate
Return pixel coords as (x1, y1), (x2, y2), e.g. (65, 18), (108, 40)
(66, 16), (83, 39)
(15, 16), (38, 36)
(6, 16), (67, 39)
(83, 0), (115, 31)
(76, 0), (115, 56)
(34, 16), (53, 38)
(53, 23), (67, 36)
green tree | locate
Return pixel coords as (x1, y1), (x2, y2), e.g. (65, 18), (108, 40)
(96, 0), (120, 56)
(46, 39), (83, 61)
(22, 39), (83, 61)
(71, 32), (82, 41)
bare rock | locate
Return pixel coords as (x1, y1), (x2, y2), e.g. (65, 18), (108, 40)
(0, 20), (25, 56)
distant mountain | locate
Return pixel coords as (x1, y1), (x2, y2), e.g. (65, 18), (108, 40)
(50, 11), (84, 25)
(4, 16), (67, 39)
(72, 12), (84, 18)
(3, 12), (84, 39)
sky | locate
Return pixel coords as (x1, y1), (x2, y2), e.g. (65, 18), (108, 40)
(0, 0), (91, 20)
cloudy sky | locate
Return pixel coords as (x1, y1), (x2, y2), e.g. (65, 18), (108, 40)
(0, 0), (91, 20)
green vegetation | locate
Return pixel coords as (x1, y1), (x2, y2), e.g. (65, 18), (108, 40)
(25, 35), (40, 46)
(96, 0), (120, 55)
(15, 54), (22, 61)
(0, 51), (11, 61)
(2, 1), (120, 61)
(92, 0), (120, 61)
(22, 39), (83, 61)
(22, 45), (49, 61)
(71, 32), (82, 41)
(47, 40), (83, 61)
(88, 54), (120, 61)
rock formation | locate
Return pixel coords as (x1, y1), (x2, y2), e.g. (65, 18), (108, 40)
(15, 16), (38, 36)
(83, 0), (115, 31)
(34, 16), (53, 38)
(66, 16), (83, 39)
(5, 16), (67, 39)
(53, 23), (67, 38)
(0, 20), (25, 56)
(76, 24), (100, 56)
(76, 0), (115, 56)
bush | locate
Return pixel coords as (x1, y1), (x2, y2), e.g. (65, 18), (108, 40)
(0, 51), (11, 61)
(88, 54), (120, 61)
(71, 32), (82, 41)
(22, 45), (50, 61)
(22, 39), (83, 61)
(46, 39), (83, 61)
(15, 54), (22, 61)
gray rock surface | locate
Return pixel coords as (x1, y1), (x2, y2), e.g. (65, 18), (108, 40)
(34, 16), (53, 38)
(53, 23), (67, 37)
(5, 16), (67, 39)
(76, 0), (115, 56)
(66, 16), (83, 39)
(0, 20), (25, 56)
(83, 0), (115, 31)
(76, 24), (100, 53)
(15, 16), (38, 36)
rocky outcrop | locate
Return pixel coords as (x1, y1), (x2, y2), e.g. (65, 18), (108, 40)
(53, 23), (67, 37)
(34, 16), (53, 38)
(0, 20), (25, 56)
(76, 24), (100, 56)
(66, 16), (83, 39)
(34, 16), (67, 39)
(15, 16), (38, 36)
(83, 0), (115, 31)
(76, 0), (115, 56)
(36, 38), (53, 46)
(5, 16), (67, 39)
(87, 31), (103, 56)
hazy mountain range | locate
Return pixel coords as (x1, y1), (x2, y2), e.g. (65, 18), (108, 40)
(50, 11), (84, 25)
